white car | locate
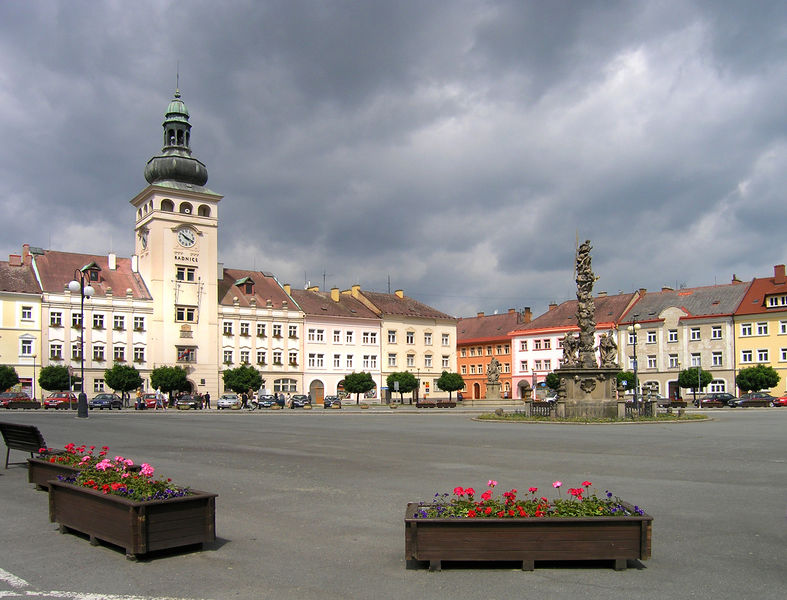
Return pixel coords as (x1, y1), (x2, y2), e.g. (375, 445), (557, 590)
(217, 393), (241, 410)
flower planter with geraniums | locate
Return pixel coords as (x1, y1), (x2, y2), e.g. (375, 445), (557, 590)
(48, 455), (216, 560)
(28, 443), (111, 490)
(405, 480), (651, 571)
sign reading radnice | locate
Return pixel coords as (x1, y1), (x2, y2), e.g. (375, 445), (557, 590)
(174, 252), (199, 263)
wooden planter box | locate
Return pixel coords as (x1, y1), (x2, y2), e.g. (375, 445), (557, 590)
(700, 400), (725, 408)
(404, 502), (652, 571)
(28, 457), (79, 490)
(669, 401), (688, 408)
(48, 480), (217, 560)
(4, 401), (42, 410)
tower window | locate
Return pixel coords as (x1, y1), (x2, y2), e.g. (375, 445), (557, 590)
(161, 199), (174, 212)
(179, 202), (193, 214)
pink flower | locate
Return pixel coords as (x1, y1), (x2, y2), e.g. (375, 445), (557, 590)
(487, 480), (498, 487)
(465, 487), (475, 497)
(95, 459), (112, 471)
(453, 486), (465, 496)
(140, 463), (155, 477)
(582, 480), (592, 487)
(552, 481), (562, 488)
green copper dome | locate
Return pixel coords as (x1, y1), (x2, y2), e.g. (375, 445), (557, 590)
(144, 89), (208, 187)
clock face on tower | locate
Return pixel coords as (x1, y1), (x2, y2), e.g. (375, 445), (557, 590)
(176, 227), (197, 248)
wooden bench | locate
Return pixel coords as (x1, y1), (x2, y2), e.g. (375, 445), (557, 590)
(0, 422), (49, 468)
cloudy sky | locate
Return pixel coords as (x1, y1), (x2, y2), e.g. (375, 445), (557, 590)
(0, 1), (784, 318)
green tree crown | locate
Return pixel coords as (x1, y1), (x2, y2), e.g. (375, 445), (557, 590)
(736, 364), (780, 393)
(436, 371), (464, 401)
(38, 365), (71, 392)
(222, 365), (263, 394)
(386, 371), (418, 401)
(343, 372), (376, 404)
(104, 364), (143, 395)
(0, 365), (19, 392)
(150, 366), (189, 394)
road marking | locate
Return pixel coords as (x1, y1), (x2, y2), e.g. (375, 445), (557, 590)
(0, 568), (28, 589)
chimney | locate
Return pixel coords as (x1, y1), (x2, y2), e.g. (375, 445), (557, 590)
(523, 307), (532, 323)
(394, 289), (404, 299)
(548, 303), (558, 311)
(266, 298), (273, 307)
(351, 284), (361, 298)
(508, 308), (515, 314)
(307, 285), (319, 292)
(22, 244), (30, 263)
(331, 287), (340, 302)
(108, 253), (117, 270)
(597, 291), (607, 297)
(731, 274), (742, 284)
(283, 283), (291, 295)
(639, 288), (647, 295)
(282, 300), (288, 309)
(131, 255), (139, 273)
(8, 254), (22, 267)
(774, 265), (786, 285)
(477, 311), (485, 318)
(661, 285), (674, 292)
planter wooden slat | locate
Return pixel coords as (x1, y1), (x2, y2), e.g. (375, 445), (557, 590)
(405, 502), (651, 571)
(27, 458), (79, 490)
(48, 480), (217, 559)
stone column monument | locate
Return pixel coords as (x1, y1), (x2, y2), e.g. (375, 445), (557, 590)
(485, 357), (502, 401)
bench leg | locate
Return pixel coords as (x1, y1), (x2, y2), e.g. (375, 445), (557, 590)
(89, 535), (99, 546)
(614, 559), (627, 571)
(522, 559), (534, 571)
(428, 560), (441, 572)
(4, 447), (9, 469)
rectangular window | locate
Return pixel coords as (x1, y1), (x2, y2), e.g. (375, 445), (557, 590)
(113, 346), (125, 362)
(503, 362), (510, 373)
(289, 351), (299, 365)
(424, 355), (432, 368)
(690, 327), (700, 341)
(741, 323), (752, 336)
(223, 321), (233, 335)
(72, 343), (82, 360)
(520, 341), (527, 351)
(388, 330), (397, 343)
(333, 330), (341, 343)
(273, 324), (282, 338)
(712, 351), (723, 366)
(93, 379), (105, 393)
(133, 347), (145, 362)
(20, 339), (32, 356)
(534, 340), (542, 350)
(223, 350), (233, 364)
(668, 329), (678, 342)
(469, 347), (475, 357)
(241, 350), (250, 364)
(668, 354), (679, 368)
(627, 332), (636, 345)
(388, 353), (397, 367)
(520, 360), (528, 371)
(93, 345), (105, 361)
(113, 315), (125, 330)
(363, 355), (377, 369)
(646, 330), (657, 344)
(240, 322), (250, 336)
(535, 360), (542, 370)
(257, 350), (266, 365)
(50, 311), (62, 327)
(647, 355), (657, 369)
(177, 347), (196, 362)
(72, 313), (82, 328)
(346, 331), (354, 344)
(289, 325), (298, 339)
(443, 334), (451, 347)
(757, 349), (769, 362)
(273, 350), (282, 365)
(314, 329), (324, 342)
(690, 353), (701, 367)
(407, 354), (415, 368)
(543, 340), (551, 350)
(781, 348), (787, 362)
(176, 307), (197, 322)
(756, 322), (768, 336)
(346, 354), (353, 368)
(21, 306), (33, 320)
(470, 365), (476, 374)
(460, 348), (467, 357)
(461, 365), (467, 374)
(424, 333), (432, 346)
(711, 326), (722, 339)
(496, 345), (502, 354)
(781, 321), (787, 335)
(333, 354), (341, 368)
(93, 314), (104, 329)
(486, 346), (492, 356)
(362, 331), (377, 344)
(133, 316), (145, 331)
(544, 359), (551, 370)
(257, 323), (267, 337)
(50, 343), (62, 360)
(741, 350), (752, 363)
(406, 331), (414, 344)
(176, 266), (196, 281)
(442, 356), (449, 368)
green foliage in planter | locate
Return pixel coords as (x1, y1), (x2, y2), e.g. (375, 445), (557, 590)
(736, 364), (780, 393)
(150, 366), (189, 394)
(222, 364), (262, 394)
(104, 364), (143, 397)
(436, 371), (464, 400)
(678, 367), (714, 392)
(386, 371), (418, 402)
(344, 372), (376, 404)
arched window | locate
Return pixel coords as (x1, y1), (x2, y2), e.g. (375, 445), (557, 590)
(179, 202), (193, 215)
(137, 208), (142, 220)
(198, 205), (211, 217)
(161, 199), (174, 212)
(167, 129), (175, 145)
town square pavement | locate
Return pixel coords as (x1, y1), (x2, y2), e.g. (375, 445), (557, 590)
(0, 406), (784, 600)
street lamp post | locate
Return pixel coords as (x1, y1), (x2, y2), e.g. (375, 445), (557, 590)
(627, 317), (641, 413)
(68, 267), (96, 418)
(32, 353), (37, 402)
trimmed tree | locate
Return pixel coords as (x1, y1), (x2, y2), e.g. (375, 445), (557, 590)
(104, 364), (143, 404)
(0, 365), (19, 392)
(545, 372), (561, 392)
(150, 366), (189, 395)
(386, 371), (418, 403)
(436, 371), (464, 401)
(344, 372), (376, 405)
(678, 367), (714, 403)
(616, 371), (636, 395)
(222, 365), (263, 394)
(39, 365), (71, 392)
(736, 364), (780, 393)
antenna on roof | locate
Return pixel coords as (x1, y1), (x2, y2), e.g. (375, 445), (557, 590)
(572, 230), (578, 281)
(176, 61), (180, 91)
(387, 274), (391, 294)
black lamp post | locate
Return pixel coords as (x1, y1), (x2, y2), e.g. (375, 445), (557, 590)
(68, 267), (96, 418)
(627, 317), (641, 413)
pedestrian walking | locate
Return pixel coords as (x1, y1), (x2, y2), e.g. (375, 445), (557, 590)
(241, 391), (248, 409)
(155, 387), (165, 410)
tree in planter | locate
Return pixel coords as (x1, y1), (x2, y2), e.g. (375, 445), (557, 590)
(0, 365), (19, 392)
(436, 371), (464, 401)
(150, 366), (189, 405)
(344, 372), (376, 405)
(736, 364), (780, 393)
(39, 365), (71, 393)
(545, 372), (561, 392)
(222, 365), (262, 395)
(678, 367), (714, 404)
(386, 371), (418, 403)
(104, 364), (143, 407)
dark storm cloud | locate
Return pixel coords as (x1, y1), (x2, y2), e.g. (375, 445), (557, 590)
(0, 1), (784, 318)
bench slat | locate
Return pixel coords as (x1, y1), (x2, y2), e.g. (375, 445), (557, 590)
(0, 422), (48, 468)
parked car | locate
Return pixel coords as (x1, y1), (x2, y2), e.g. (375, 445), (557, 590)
(0, 391), (36, 408)
(655, 395), (672, 407)
(175, 394), (201, 410)
(323, 395), (341, 409)
(43, 391), (78, 409)
(217, 393), (241, 410)
(89, 393), (123, 410)
(730, 392), (775, 407)
(696, 392), (737, 407)
(771, 395), (787, 407)
(256, 394), (277, 408)
(135, 393), (158, 410)
(290, 394), (310, 408)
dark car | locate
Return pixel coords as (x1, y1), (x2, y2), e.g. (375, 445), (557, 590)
(730, 392), (775, 408)
(43, 391), (78, 409)
(323, 395), (341, 409)
(290, 394), (310, 408)
(175, 394), (202, 410)
(256, 394), (277, 408)
(89, 393), (123, 410)
(696, 392), (737, 407)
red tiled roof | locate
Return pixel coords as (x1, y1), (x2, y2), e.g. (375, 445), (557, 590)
(290, 289), (379, 319)
(735, 267), (787, 316)
(219, 269), (292, 308)
(457, 311), (527, 343)
(509, 293), (637, 335)
(33, 251), (151, 299)
(358, 290), (456, 320)
(0, 260), (40, 294)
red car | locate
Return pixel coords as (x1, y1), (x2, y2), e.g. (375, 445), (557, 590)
(772, 396), (787, 407)
(43, 391), (78, 409)
(135, 393), (158, 410)
(0, 391), (36, 408)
